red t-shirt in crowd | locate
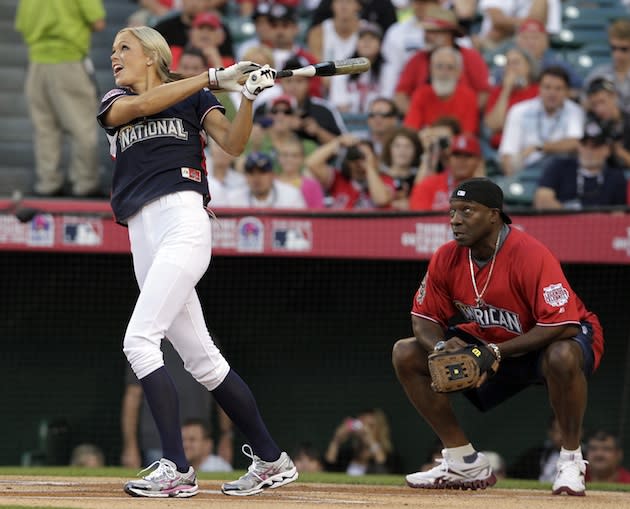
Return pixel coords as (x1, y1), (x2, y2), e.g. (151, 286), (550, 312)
(411, 227), (604, 369)
(408, 171), (456, 211)
(485, 83), (539, 148)
(396, 47), (491, 98)
(585, 466), (630, 484)
(327, 170), (396, 209)
(404, 82), (479, 134)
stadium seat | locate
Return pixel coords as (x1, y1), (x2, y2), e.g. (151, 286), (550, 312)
(493, 164), (544, 207)
(563, 2), (629, 23)
(551, 19), (608, 49)
(563, 43), (610, 78)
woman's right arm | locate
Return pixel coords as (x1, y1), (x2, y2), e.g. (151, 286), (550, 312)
(103, 73), (209, 128)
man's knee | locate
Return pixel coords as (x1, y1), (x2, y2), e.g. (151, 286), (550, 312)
(124, 336), (164, 380)
(543, 340), (583, 377)
(392, 337), (423, 371)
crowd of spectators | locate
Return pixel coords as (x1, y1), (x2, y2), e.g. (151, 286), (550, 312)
(30, 0), (630, 209)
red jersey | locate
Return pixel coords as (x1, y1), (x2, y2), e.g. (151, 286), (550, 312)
(411, 227), (604, 369)
(404, 82), (479, 134)
(585, 466), (630, 483)
(327, 170), (396, 209)
(409, 171), (455, 211)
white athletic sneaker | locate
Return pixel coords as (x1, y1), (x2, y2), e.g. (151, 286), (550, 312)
(406, 449), (497, 490)
(222, 444), (298, 496)
(552, 451), (587, 496)
(124, 458), (198, 498)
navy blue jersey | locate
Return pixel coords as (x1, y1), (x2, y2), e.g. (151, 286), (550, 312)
(97, 87), (225, 223)
(538, 157), (627, 209)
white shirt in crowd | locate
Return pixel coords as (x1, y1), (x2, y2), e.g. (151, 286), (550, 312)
(224, 180), (307, 209)
(499, 96), (584, 167)
(478, 0), (561, 36)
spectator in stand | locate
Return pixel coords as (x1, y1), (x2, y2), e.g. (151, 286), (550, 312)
(508, 415), (564, 481)
(416, 116), (462, 180)
(585, 20), (630, 115)
(533, 118), (627, 211)
(153, 0), (234, 68)
(496, 19), (582, 95)
(499, 66), (584, 175)
(380, 0), (440, 99)
(403, 47), (479, 134)
(174, 12), (234, 71)
(585, 430), (630, 484)
(381, 127), (423, 210)
(276, 136), (326, 208)
(128, 0), (177, 27)
(484, 47), (539, 151)
(475, 0), (561, 51)
(15, 0), (105, 198)
(182, 418), (233, 472)
(306, 135), (396, 209)
(70, 444), (105, 468)
(363, 98), (401, 157)
(236, 2), (274, 60)
(246, 95), (318, 168)
(267, 2), (324, 98)
(291, 443), (324, 473)
(584, 78), (630, 170)
(309, 0), (397, 35)
(307, 0), (362, 63)
(255, 55), (346, 145)
(205, 140), (247, 207)
(225, 151), (306, 208)
(324, 408), (401, 475)
(409, 133), (484, 210)
(394, 6), (490, 115)
(328, 21), (388, 114)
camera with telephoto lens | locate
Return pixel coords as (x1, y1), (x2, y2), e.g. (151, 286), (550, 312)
(345, 418), (363, 431)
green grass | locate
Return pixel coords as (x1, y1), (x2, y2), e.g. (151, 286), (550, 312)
(0, 467), (628, 493)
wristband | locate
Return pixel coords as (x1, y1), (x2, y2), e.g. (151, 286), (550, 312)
(208, 68), (219, 89)
(487, 343), (501, 362)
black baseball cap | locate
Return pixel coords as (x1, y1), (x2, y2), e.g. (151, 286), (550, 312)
(582, 117), (609, 145)
(450, 178), (512, 224)
(585, 77), (616, 96)
(245, 152), (273, 172)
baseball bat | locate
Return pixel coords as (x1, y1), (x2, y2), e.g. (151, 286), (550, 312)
(276, 57), (371, 79)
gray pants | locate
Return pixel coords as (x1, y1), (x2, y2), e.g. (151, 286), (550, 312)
(25, 61), (100, 195)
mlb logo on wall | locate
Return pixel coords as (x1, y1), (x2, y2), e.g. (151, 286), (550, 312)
(272, 220), (312, 251)
(237, 216), (264, 253)
(63, 218), (103, 246)
(27, 214), (54, 247)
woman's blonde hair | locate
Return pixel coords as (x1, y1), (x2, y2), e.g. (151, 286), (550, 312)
(116, 26), (182, 82)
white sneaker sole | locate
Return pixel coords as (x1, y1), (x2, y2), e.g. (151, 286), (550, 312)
(552, 485), (586, 496)
(222, 469), (298, 497)
(124, 483), (199, 498)
(407, 473), (497, 490)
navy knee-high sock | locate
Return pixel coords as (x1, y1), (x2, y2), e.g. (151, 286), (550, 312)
(140, 366), (189, 472)
(211, 369), (281, 462)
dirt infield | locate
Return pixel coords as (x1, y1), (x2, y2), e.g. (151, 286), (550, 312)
(0, 477), (627, 509)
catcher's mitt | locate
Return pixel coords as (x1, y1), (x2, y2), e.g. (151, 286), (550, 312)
(428, 344), (500, 393)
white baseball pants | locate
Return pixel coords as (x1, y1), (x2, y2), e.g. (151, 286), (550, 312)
(123, 191), (230, 390)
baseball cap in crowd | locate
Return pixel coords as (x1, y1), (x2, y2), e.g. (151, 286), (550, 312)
(450, 178), (512, 224)
(581, 118), (609, 145)
(451, 134), (481, 157)
(585, 77), (616, 96)
(192, 12), (222, 29)
(270, 94), (298, 111)
(518, 18), (546, 34)
(358, 20), (383, 39)
(268, 2), (298, 22)
(245, 152), (274, 172)
(282, 54), (310, 72)
(422, 6), (465, 37)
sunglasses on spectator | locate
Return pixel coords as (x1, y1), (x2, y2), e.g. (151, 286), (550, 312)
(368, 111), (396, 118)
(610, 45), (630, 53)
(270, 108), (293, 115)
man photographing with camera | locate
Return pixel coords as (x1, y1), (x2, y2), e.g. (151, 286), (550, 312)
(584, 78), (630, 170)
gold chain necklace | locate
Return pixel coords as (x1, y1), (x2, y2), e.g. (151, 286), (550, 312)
(468, 231), (501, 308)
